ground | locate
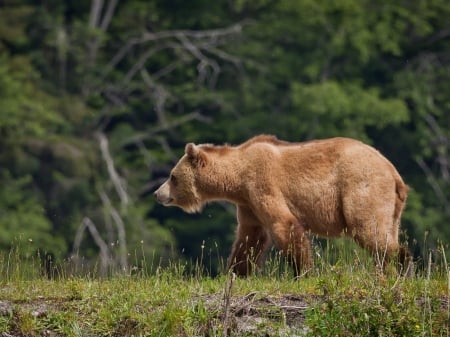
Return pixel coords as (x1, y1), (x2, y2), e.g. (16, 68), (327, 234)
(0, 293), (313, 336)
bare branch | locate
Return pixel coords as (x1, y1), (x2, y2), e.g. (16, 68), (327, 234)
(102, 89), (126, 106)
(223, 272), (236, 337)
(89, 0), (104, 28)
(416, 157), (450, 215)
(103, 202), (115, 247)
(105, 37), (141, 72)
(99, 190), (129, 272)
(136, 141), (154, 171)
(424, 113), (450, 181)
(152, 59), (184, 80)
(176, 33), (220, 86)
(100, 0), (118, 32)
(72, 217), (111, 275)
(104, 22), (244, 80)
(207, 47), (243, 69)
(140, 69), (170, 126)
(87, 0), (119, 68)
(123, 42), (181, 83)
(154, 136), (178, 161)
(96, 132), (130, 206)
(121, 111), (212, 146)
(422, 27), (450, 47)
(141, 23), (243, 42)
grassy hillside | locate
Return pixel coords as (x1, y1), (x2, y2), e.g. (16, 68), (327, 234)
(0, 243), (449, 336)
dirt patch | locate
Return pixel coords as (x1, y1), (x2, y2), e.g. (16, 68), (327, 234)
(197, 292), (317, 336)
(0, 299), (56, 318)
(0, 298), (74, 337)
(0, 293), (315, 336)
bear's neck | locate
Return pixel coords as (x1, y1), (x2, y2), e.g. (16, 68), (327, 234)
(199, 151), (247, 204)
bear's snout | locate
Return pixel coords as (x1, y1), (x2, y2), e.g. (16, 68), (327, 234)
(154, 182), (173, 205)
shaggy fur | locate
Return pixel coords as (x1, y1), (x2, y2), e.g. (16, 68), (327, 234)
(154, 135), (408, 276)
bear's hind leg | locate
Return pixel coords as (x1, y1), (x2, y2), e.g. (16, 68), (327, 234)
(354, 230), (399, 269)
(343, 187), (405, 271)
(228, 206), (271, 276)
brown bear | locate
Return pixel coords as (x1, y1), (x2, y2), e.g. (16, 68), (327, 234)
(154, 135), (408, 277)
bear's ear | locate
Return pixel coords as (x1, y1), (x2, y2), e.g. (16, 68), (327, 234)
(185, 143), (208, 167)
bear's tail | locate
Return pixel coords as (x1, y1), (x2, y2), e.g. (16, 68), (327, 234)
(394, 174), (408, 227)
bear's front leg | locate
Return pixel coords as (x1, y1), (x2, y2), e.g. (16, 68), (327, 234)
(271, 220), (313, 277)
(256, 198), (313, 277)
(227, 206), (271, 276)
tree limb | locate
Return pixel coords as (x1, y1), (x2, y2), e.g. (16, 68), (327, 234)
(424, 113), (449, 181)
(140, 69), (170, 126)
(416, 157), (450, 215)
(96, 132), (130, 206)
(87, 0), (119, 67)
(103, 22), (245, 80)
(123, 42), (181, 83)
(141, 22), (244, 42)
(176, 33), (220, 87)
(99, 190), (129, 272)
(72, 217), (111, 276)
(121, 111), (212, 146)
(100, 0), (118, 32)
(89, 0), (104, 28)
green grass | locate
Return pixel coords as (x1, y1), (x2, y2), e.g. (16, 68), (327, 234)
(0, 241), (449, 336)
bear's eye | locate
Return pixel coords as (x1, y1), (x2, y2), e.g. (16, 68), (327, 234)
(170, 174), (178, 186)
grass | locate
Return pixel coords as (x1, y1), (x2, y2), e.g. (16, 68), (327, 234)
(0, 240), (449, 336)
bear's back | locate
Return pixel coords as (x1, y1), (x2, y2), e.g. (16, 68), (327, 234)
(279, 137), (397, 177)
(239, 136), (402, 195)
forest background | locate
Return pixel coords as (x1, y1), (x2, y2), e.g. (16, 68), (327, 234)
(0, 0), (449, 275)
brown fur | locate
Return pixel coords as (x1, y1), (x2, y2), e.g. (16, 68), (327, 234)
(154, 135), (408, 276)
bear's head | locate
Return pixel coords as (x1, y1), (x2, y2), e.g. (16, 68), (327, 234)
(154, 143), (208, 213)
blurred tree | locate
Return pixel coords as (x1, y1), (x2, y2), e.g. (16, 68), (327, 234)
(0, 53), (66, 256)
(0, 0), (245, 273)
(0, 0), (448, 273)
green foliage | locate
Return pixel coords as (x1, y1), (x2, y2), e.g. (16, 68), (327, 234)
(0, 56), (61, 141)
(0, 173), (65, 254)
(306, 273), (447, 336)
(290, 81), (409, 139)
